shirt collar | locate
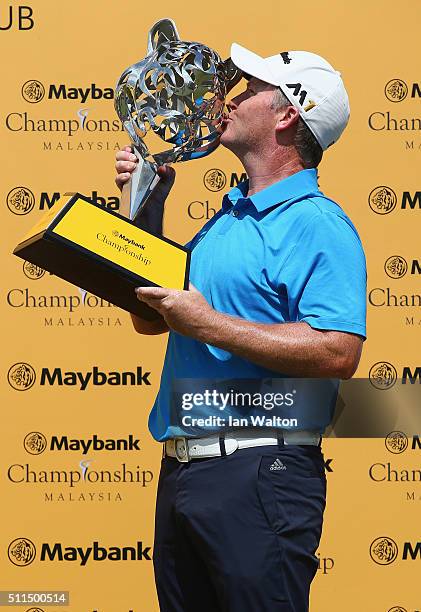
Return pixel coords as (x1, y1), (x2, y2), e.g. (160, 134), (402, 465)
(222, 168), (321, 213)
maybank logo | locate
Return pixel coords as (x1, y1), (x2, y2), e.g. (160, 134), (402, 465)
(368, 79), (421, 134)
(111, 230), (145, 250)
(8, 363), (36, 391)
(385, 431), (409, 454)
(204, 169), (227, 192)
(369, 362), (398, 389)
(8, 538), (151, 565)
(8, 538), (36, 566)
(21, 81), (114, 104)
(384, 79), (409, 103)
(23, 432), (141, 455)
(370, 536), (421, 564)
(370, 537), (399, 565)
(6, 187), (120, 214)
(7, 364), (151, 391)
(384, 255), (408, 279)
(368, 255), (421, 308)
(369, 363), (421, 388)
(22, 261), (46, 280)
(21, 80), (45, 103)
(368, 186), (421, 214)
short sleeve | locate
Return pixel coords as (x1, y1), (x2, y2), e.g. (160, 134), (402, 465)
(280, 211), (367, 339)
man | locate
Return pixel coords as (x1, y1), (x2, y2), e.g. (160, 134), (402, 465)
(115, 43), (366, 612)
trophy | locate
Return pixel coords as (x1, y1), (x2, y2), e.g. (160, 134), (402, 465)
(115, 18), (241, 221)
(12, 19), (241, 317)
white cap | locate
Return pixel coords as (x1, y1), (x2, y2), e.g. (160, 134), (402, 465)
(230, 43), (350, 151)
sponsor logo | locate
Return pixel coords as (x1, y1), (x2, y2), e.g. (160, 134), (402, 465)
(285, 83), (316, 113)
(6, 187), (120, 214)
(0, 6), (34, 31)
(8, 460), (153, 490)
(269, 458), (287, 471)
(5, 81), (124, 152)
(370, 434), (421, 488)
(111, 230), (145, 249)
(22, 80), (45, 103)
(280, 52), (292, 65)
(370, 187), (421, 214)
(23, 261), (46, 280)
(204, 169), (227, 192)
(7, 362), (36, 391)
(23, 433), (141, 455)
(24, 432), (47, 455)
(188, 172), (248, 220)
(7, 364), (151, 391)
(8, 538), (36, 566)
(7, 285), (123, 328)
(369, 362), (397, 390)
(370, 536), (399, 565)
(368, 256), (421, 311)
(370, 537), (421, 563)
(385, 431), (409, 454)
(7, 539), (152, 565)
(368, 79), (421, 139)
(385, 79), (408, 103)
(7, 186), (35, 215)
(368, 186), (397, 214)
(384, 256), (408, 279)
(12, 434), (153, 501)
(388, 607), (408, 612)
(21, 82), (114, 104)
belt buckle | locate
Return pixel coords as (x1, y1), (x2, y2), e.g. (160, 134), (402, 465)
(174, 437), (190, 463)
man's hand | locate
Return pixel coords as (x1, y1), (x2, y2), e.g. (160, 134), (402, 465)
(137, 280), (363, 378)
(115, 145), (175, 204)
(135, 283), (219, 338)
(115, 145), (139, 191)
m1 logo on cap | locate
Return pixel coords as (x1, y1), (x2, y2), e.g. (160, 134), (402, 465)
(285, 83), (316, 112)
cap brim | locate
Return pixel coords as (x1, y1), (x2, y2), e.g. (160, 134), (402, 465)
(230, 43), (278, 86)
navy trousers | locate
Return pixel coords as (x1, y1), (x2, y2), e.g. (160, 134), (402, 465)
(153, 441), (326, 612)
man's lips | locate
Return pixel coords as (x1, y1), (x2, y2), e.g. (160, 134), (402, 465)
(221, 116), (233, 126)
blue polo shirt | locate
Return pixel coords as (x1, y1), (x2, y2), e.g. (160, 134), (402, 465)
(148, 168), (367, 441)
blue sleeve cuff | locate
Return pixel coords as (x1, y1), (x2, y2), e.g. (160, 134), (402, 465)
(300, 316), (367, 340)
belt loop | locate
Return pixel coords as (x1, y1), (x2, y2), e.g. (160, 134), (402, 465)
(219, 436), (227, 457)
(277, 430), (285, 448)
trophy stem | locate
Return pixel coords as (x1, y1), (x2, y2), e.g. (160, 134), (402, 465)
(119, 146), (160, 221)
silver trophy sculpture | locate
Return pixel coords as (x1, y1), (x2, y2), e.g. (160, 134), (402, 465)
(115, 18), (241, 222)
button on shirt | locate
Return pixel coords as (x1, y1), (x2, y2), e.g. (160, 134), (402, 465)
(148, 168), (367, 441)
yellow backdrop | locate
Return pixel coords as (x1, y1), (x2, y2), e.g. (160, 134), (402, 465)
(2, 1), (420, 610)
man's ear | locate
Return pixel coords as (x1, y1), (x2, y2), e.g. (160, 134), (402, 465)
(275, 105), (300, 133)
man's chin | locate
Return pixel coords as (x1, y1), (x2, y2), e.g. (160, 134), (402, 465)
(219, 130), (235, 151)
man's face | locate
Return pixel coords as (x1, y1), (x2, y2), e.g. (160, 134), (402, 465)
(220, 76), (279, 154)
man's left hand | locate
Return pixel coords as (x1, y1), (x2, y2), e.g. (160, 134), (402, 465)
(135, 283), (218, 339)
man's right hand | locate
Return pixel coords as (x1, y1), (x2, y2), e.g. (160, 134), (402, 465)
(115, 145), (176, 208)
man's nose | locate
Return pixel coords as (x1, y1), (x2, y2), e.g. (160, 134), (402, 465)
(227, 99), (238, 113)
